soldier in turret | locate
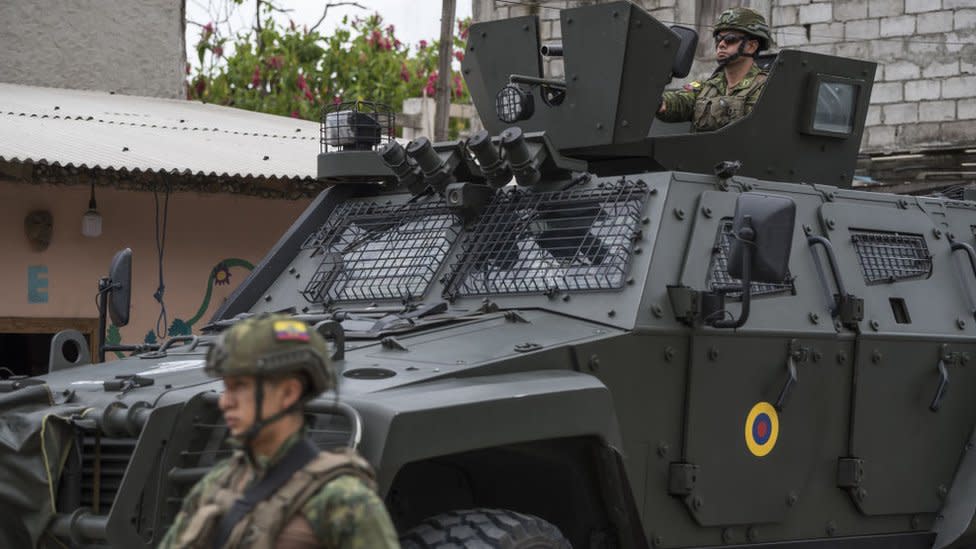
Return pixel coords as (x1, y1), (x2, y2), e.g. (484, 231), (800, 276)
(657, 7), (774, 132)
(159, 314), (399, 549)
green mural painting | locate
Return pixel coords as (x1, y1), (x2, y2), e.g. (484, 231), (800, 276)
(106, 259), (254, 358)
(154, 258), (254, 341)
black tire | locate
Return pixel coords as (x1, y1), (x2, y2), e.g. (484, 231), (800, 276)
(400, 508), (572, 549)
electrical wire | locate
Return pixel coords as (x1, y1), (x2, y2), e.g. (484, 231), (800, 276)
(489, 0), (974, 46)
(153, 179), (172, 340)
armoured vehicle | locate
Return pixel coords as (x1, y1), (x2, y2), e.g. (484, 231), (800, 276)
(3, 2), (976, 548)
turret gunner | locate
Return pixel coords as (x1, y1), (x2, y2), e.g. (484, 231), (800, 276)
(657, 7), (773, 132)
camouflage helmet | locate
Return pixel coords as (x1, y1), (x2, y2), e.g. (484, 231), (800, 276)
(205, 314), (335, 399)
(714, 7), (773, 51)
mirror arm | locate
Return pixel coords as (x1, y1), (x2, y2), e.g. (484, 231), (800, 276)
(96, 279), (109, 363)
(711, 243), (752, 329)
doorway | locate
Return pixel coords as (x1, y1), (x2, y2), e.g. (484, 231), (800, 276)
(0, 317), (99, 377)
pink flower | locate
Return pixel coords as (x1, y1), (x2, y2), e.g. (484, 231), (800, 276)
(382, 37), (391, 51)
(394, 38), (402, 49)
(185, 62), (191, 75)
(267, 55), (284, 70)
(291, 110), (300, 118)
(251, 65), (261, 87)
(418, 39), (428, 49)
(333, 95), (342, 105)
(213, 45), (223, 58)
(304, 88), (315, 102)
(454, 50), (464, 62)
(387, 24), (395, 34)
(203, 22), (214, 35)
(297, 73), (308, 91)
(400, 63), (410, 82)
(194, 78), (206, 96)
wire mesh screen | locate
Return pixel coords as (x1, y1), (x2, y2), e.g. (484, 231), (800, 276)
(444, 180), (649, 297)
(708, 219), (794, 298)
(850, 229), (932, 284)
(301, 199), (461, 305)
(320, 101), (395, 154)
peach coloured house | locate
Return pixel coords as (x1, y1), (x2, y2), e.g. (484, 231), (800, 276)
(0, 83), (325, 375)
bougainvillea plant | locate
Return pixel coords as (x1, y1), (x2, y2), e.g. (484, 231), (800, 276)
(188, 5), (471, 127)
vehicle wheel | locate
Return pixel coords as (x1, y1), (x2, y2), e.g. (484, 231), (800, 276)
(400, 508), (572, 549)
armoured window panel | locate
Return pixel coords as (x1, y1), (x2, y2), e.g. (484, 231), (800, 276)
(850, 229), (932, 284)
(301, 199), (461, 306)
(445, 179), (649, 297)
(707, 219), (794, 299)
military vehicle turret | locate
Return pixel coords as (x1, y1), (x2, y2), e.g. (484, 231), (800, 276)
(4, 2), (976, 548)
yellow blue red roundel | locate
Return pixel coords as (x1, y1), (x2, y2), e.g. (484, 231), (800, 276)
(744, 402), (779, 457)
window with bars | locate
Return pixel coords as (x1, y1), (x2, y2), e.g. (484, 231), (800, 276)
(444, 180), (649, 297)
(850, 229), (932, 284)
(301, 199), (462, 306)
(707, 219), (794, 298)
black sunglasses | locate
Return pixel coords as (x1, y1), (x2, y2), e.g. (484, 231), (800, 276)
(714, 33), (747, 47)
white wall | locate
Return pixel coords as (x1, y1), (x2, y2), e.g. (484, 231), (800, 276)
(0, 0), (186, 99)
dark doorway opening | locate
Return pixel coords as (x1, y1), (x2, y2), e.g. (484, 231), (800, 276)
(0, 333), (54, 377)
(0, 318), (99, 378)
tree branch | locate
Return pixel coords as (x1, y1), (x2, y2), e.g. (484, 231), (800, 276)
(310, 1), (367, 32)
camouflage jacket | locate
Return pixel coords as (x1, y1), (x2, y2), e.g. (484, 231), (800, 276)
(158, 432), (400, 549)
(657, 63), (768, 132)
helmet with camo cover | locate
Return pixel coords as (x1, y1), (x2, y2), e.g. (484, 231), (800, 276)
(205, 314), (335, 400)
(714, 7), (773, 51)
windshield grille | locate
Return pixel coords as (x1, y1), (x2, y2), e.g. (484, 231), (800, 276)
(444, 180), (649, 297)
(302, 199), (461, 305)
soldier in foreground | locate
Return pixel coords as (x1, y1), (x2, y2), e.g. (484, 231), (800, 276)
(657, 7), (773, 131)
(159, 315), (399, 548)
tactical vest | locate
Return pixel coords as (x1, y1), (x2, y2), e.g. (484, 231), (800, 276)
(176, 448), (376, 549)
(692, 72), (767, 132)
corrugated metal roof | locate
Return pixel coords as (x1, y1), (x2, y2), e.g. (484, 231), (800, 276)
(0, 83), (322, 181)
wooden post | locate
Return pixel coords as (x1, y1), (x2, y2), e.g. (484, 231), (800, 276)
(434, 0), (457, 141)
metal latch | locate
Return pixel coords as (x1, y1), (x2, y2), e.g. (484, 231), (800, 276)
(668, 462), (699, 496)
(835, 294), (864, 328)
(931, 344), (970, 412)
(775, 339), (809, 412)
(837, 457), (864, 488)
(667, 285), (701, 326)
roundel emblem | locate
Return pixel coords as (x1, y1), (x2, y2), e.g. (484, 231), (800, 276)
(744, 402), (779, 457)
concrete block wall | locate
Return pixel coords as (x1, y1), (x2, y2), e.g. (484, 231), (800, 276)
(0, 0), (186, 99)
(470, 0), (976, 154)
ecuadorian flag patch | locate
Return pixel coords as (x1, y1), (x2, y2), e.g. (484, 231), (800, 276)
(273, 320), (310, 342)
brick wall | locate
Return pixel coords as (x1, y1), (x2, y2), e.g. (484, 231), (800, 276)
(471, 0), (976, 154)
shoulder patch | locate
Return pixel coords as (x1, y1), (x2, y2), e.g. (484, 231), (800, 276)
(683, 81), (702, 92)
(274, 320), (310, 342)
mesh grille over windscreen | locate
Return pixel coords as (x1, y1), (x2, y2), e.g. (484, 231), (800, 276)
(444, 179), (649, 297)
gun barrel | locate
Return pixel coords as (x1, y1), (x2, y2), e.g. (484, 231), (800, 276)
(540, 43), (563, 57)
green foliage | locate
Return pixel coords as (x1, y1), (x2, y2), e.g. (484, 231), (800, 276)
(188, 11), (471, 122)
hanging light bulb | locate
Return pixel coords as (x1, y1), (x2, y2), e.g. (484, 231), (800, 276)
(81, 182), (102, 237)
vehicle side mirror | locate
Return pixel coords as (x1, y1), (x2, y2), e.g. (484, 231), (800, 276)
(728, 193), (796, 283)
(669, 25), (698, 79)
(710, 193), (795, 328)
(108, 248), (132, 327)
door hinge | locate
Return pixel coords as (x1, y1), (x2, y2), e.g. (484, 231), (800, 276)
(668, 462), (699, 496)
(837, 457), (864, 488)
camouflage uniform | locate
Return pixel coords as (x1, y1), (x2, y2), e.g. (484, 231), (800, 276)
(657, 64), (768, 132)
(657, 7), (773, 132)
(158, 314), (400, 548)
(158, 431), (399, 549)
